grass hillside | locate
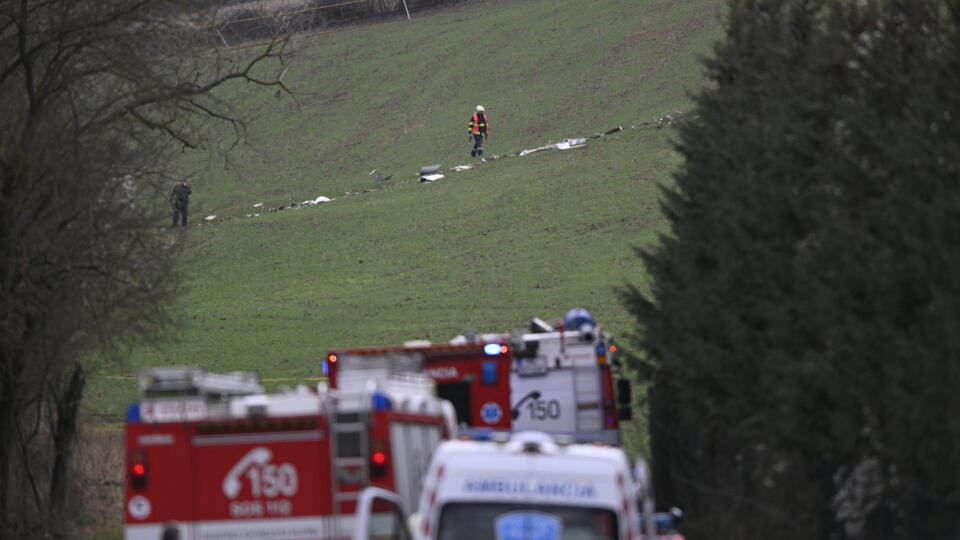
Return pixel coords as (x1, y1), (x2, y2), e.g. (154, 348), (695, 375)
(86, 0), (725, 447)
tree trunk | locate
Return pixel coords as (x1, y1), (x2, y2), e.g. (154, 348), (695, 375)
(0, 352), (23, 531)
(48, 362), (85, 516)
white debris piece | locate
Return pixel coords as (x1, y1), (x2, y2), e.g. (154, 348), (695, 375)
(253, 202), (264, 208)
(203, 215), (216, 222)
(518, 143), (557, 157)
(301, 196), (332, 205)
(453, 165), (473, 172)
(555, 139), (586, 150)
(420, 174), (445, 182)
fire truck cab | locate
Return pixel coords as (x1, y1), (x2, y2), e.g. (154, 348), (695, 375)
(325, 340), (513, 432)
(410, 431), (648, 540)
(324, 309), (630, 445)
(123, 363), (454, 540)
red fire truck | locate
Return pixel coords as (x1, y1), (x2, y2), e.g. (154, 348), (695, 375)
(123, 363), (455, 540)
(326, 309), (632, 445)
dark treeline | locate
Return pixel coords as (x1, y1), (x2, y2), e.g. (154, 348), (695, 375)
(622, 0), (960, 539)
(205, 0), (479, 45)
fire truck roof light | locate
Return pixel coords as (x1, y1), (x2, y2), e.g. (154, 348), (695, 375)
(125, 403), (141, 422)
(372, 392), (392, 411)
(327, 353), (338, 363)
(483, 343), (502, 356)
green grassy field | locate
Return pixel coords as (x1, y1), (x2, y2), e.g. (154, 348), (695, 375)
(85, 0), (725, 453)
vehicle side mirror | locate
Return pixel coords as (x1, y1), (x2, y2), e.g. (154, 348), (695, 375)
(616, 379), (631, 406)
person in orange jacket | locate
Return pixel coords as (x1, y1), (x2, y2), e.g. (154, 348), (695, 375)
(468, 105), (489, 157)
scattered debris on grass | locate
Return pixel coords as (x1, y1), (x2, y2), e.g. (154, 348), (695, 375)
(205, 113), (683, 225)
(370, 169), (392, 183)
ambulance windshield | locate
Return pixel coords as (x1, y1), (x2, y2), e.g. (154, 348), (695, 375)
(437, 502), (617, 540)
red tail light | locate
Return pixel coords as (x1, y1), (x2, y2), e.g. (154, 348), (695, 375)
(370, 441), (389, 477)
(128, 448), (148, 490)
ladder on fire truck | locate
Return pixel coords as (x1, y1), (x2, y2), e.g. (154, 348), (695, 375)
(324, 352), (443, 539)
(138, 365), (263, 397)
(329, 406), (370, 537)
(136, 366), (264, 421)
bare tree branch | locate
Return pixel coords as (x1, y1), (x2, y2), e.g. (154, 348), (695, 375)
(0, 1), (294, 535)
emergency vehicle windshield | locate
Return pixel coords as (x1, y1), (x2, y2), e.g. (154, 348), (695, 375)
(339, 351), (423, 372)
(437, 502), (617, 540)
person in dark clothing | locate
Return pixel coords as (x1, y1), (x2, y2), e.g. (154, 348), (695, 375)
(468, 105), (489, 157)
(170, 179), (191, 227)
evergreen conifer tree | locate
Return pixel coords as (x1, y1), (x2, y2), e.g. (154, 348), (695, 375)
(623, 1), (960, 537)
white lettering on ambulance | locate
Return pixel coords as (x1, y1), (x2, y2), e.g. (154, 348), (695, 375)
(462, 478), (597, 499)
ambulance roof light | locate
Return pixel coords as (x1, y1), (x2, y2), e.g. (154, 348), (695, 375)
(472, 428), (493, 441)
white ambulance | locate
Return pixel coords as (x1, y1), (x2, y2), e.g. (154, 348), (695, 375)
(410, 431), (649, 540)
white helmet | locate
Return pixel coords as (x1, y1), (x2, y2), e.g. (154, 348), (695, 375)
(476, 105), (485, 112)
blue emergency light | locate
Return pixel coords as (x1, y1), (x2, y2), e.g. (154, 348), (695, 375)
(471, 428), (494, 441)
(565, 307), (596, 332)
(371, 392), (392, 411)
(639, 511), (679, 533)
(482, 361), (498, 384)
(483, 343), (502, 356)
(125, 403), (141, 422)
